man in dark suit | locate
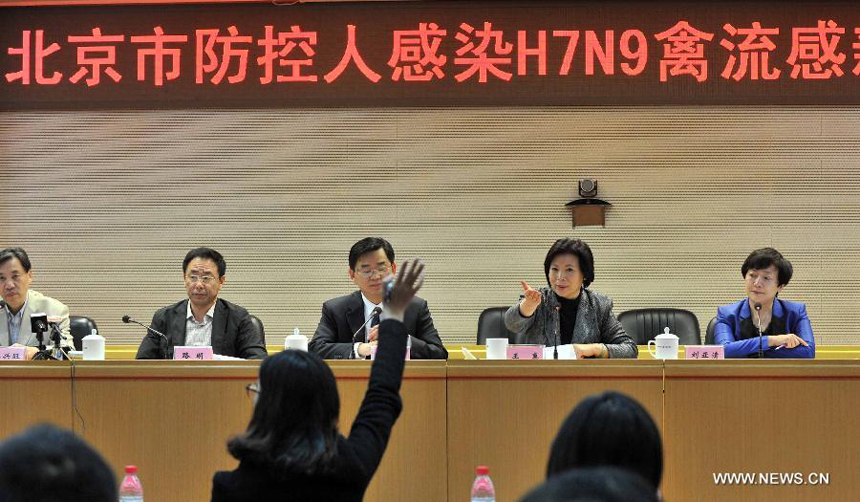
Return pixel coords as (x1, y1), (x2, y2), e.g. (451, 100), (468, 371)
(309, 237), (447, 359)
(136, 248), (267, 360)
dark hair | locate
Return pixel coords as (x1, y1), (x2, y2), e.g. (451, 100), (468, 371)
(543, 239), (595, 288)
(741, 247), (792, 287)
(228, 350), (340, 476)
(546, 391), (663, 489)
(0, 424), (117, 502)
(348, 237), (395, 270)
(0, 247), (31, 272)
(520, 467), (659, 502)
(183, 247), (226, 277)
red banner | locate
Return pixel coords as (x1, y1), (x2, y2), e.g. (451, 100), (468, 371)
(2, 1), (860, 109)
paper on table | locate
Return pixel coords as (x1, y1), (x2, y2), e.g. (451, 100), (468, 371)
(543, 344), (577, 360)
(213, 354), (243, 361)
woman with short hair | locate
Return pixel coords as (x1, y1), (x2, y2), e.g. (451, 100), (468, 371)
(714, 247), (814, 358)
(504, 239), (637, 358)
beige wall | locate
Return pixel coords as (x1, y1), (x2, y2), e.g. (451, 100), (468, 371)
(1, 107), (858, 345)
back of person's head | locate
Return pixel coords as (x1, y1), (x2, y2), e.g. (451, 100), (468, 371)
(741, 247), (793, 287)
(228, 349), (340, 475)
(520, 466), (659, 502)
(546, 391), (663, 489)
(349, 237), (395, 270)
(0, 423), (117, 502)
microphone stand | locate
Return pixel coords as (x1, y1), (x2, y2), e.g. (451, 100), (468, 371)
(754, 303), (764, 358)
(351, 307), (382, 359)
(122, 316), (170, 359)
(553, 306), (560, 360)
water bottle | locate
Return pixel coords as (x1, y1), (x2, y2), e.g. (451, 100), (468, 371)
(471, 465), (495, 502)
(406, 334), (412, 360)
(119, 465), (144, 502)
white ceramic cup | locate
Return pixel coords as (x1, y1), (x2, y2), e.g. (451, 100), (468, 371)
(486, 338), (509, 360)
(647, 328), (679, 359)
(82, 333), (106, 360)
(284, 335), (308, 352)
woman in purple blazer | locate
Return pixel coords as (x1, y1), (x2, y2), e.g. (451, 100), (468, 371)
(714, 248), (814, 358)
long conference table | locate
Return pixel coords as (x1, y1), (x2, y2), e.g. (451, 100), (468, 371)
(1, 346), (858, 502)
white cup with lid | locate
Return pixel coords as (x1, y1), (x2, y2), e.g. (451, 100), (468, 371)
(647, 327), (679, 359)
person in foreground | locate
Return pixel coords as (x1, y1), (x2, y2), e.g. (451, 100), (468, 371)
(136, 247), (267, 359)
(211, 259), (424, 502)
(0, 247), (72, 359)
(518, 466), (660, 502)
(310, 237), (446, 359)
(0, 423), (117, 502)
(545, 391), (663, 492)
(714, 247), (814, 358)
(504, 239), (637, 358)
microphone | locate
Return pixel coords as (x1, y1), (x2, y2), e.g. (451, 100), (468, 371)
(554, 306), (560, 360)
(753, 302), (764, 358)
(123, 315), (169, 359)
(351, 307), (382, 359)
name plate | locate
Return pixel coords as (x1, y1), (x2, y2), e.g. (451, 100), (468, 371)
(507, 344), (545, 360)
(0, 347), (27, 360)
(173, 346), (214, 360)
(685, 345), (725, 360)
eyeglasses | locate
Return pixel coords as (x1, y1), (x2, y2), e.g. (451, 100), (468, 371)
(187, 275), (216, 284)
(354, 266), (391, 279)
(245, 383), (260, 398)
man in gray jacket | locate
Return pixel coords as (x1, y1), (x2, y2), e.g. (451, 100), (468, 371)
(0, 248), (71, 358)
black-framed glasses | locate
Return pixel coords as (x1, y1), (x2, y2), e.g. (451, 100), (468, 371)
(245, 383), (260, 398)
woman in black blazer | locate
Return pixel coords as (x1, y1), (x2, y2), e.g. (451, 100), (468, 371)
(211, 260), (425, 502)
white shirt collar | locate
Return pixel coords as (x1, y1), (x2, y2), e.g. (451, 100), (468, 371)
(360, 293), (382, 320)
(186, 300), (216, 322)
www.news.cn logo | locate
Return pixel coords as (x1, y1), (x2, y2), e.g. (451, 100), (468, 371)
(713, 472), (830, 486)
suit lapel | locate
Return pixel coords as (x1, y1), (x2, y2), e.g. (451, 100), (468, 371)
(171, 300), (189, 346)
(211, 300), (227, 353)
(346, 291), (366, 342)
(572, 289), (597, 343)
(20, 293), (36, 346)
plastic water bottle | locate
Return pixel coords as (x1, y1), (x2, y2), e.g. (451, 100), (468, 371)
(119, 465), (144, 502)
(471, 465), (495, 502)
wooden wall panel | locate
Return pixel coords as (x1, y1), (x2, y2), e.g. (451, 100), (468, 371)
(2, 107), (859, 346)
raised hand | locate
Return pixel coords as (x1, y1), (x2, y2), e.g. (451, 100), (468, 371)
(519, 280), (542, 317)
(382, 259), (425, 321)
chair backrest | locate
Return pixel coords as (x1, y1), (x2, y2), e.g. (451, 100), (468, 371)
(476, 307), (517, 344)
(617, 308), (701, 345)
(248, 315), (266, 346)
(69, 316), (98, 351)
(705, 316), (717, 345)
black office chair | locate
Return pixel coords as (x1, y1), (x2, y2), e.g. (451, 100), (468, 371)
(476, 307), (517, 344)
(69, 316), (98, 351)
(705, 316), (717, 345)
(248, 315), (266, 346)
(617, 308), (701, 345)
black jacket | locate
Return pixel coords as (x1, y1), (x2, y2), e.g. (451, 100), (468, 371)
(135, 298), (267, 359)
(211, 319), (408, 502)
(308, 290), (447, 359)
